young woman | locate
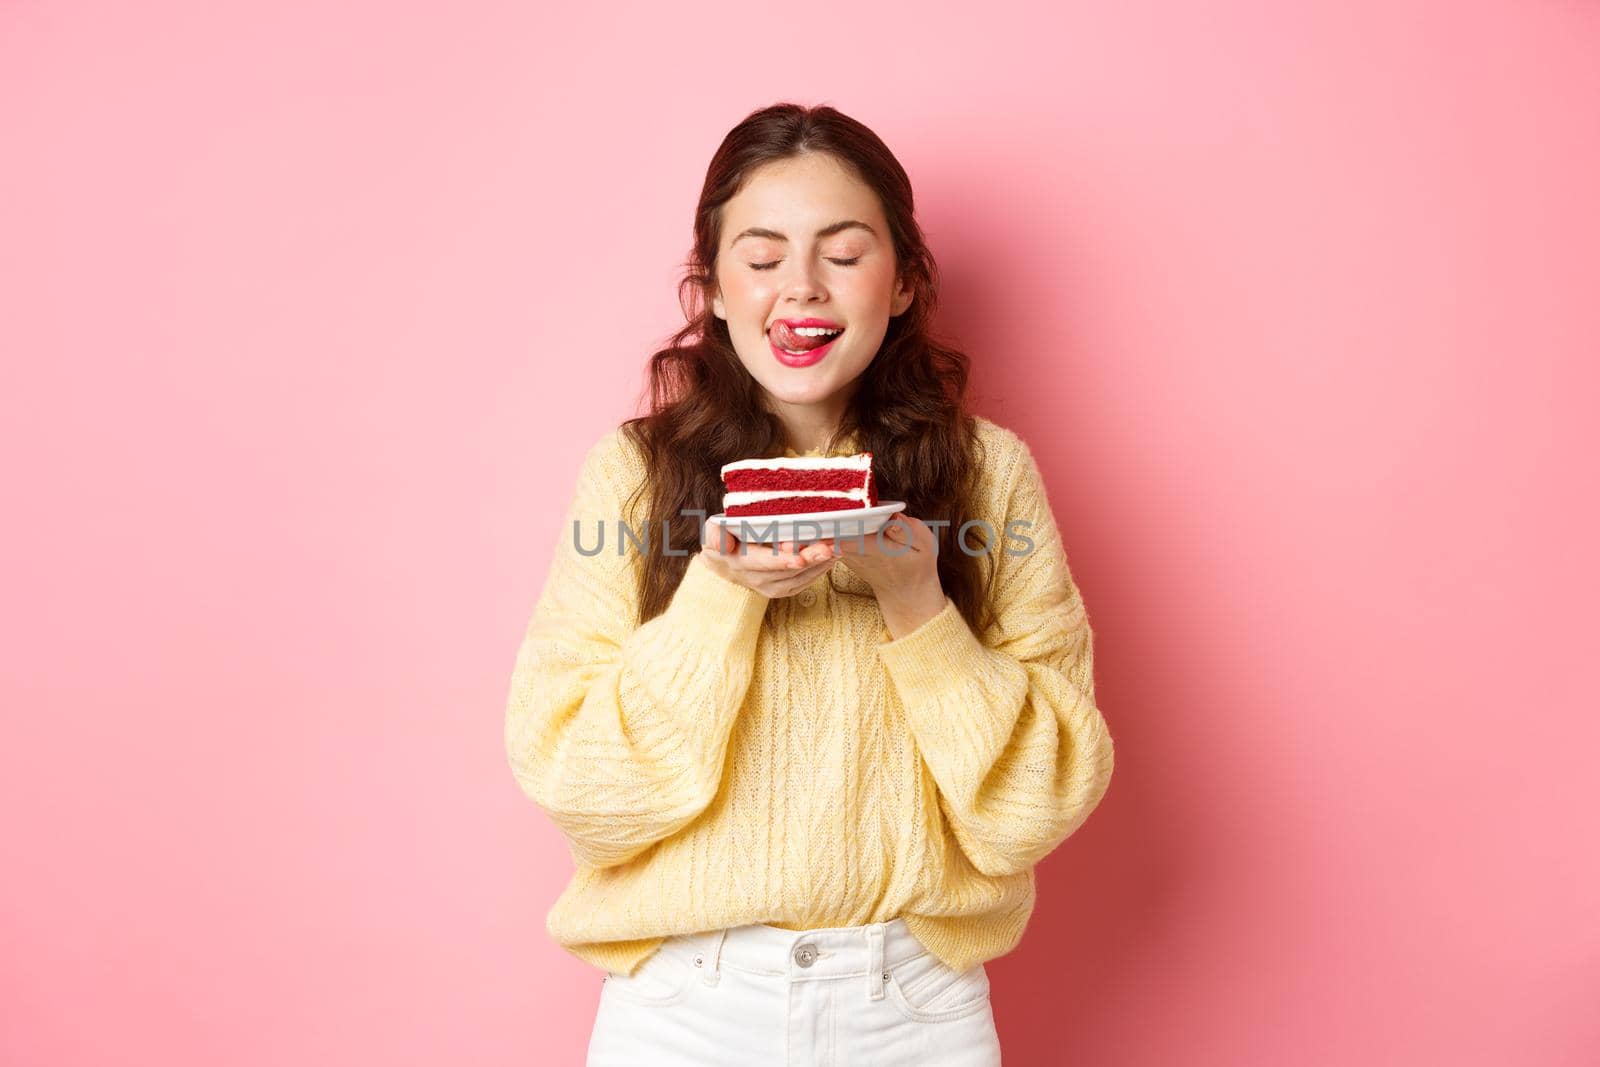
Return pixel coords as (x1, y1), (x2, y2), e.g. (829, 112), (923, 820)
(504, 102), (1116, 1066)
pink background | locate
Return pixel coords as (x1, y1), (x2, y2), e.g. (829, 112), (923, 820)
(4, 2), (1597, 1064)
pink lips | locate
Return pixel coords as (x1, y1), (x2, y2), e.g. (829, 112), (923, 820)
(768, 324), (842, 367)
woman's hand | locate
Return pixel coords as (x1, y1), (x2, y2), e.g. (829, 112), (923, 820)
(698, 520), (838, 599)
(830, 511), (948, 636)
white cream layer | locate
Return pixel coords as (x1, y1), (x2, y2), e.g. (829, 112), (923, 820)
(720, 453), (871, 476)
(723, 489), (870, 507)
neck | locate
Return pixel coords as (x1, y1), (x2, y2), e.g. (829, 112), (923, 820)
(784, 430), (838, 455)
(767, 391), (853, 456)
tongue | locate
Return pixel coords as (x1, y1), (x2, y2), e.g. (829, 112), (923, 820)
(772, 323), (835, 351)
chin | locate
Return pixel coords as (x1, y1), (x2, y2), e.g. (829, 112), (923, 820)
(761, 380), (838, 404)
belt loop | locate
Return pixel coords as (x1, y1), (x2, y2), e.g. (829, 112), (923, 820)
(867, 923), (885, 1001)
(701, 928), (728, 986)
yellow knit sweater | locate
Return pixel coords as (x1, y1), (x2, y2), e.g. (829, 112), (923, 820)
(503, 414), (1114, 977)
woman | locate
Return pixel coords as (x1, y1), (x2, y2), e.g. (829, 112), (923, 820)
(503, 102), (1115, 1066)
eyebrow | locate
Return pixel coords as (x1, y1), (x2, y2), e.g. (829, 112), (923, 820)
(730, 220), (877, 246)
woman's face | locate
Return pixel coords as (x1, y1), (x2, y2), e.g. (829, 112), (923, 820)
(712, 152), (913, 424)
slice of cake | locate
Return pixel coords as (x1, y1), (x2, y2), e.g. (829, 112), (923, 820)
(719, 452), (877, 518)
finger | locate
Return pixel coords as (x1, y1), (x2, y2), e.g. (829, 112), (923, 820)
(787, 538), (832, 562)
(778, 544), (833, 571)
(731, 539), (815, 571)
(761, 555), (835, 596)
(769, 539), (803, 560)
(702, 519), (735, 555)
(800, 540), (835, 565)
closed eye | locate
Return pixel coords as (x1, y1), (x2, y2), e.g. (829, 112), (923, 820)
(749, 257), (862, 271)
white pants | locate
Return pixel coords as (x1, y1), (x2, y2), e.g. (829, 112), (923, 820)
(585, 917), (1003, 1066)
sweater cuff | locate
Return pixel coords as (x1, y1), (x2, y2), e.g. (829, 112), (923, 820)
(662, 551), (771, 650)
(875, 595), (991, 704)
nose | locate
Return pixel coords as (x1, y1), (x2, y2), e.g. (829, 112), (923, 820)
(780, 258), (827, 304)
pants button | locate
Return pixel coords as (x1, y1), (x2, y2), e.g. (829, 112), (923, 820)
(793, 942), (817, 967)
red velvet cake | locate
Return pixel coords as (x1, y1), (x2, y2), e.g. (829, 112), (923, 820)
(719, 452), (877, 518)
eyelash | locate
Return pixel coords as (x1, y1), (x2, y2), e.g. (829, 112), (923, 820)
(749, 257), (861, 271)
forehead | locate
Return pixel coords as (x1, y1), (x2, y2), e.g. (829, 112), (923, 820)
(722, 153), (884, 236)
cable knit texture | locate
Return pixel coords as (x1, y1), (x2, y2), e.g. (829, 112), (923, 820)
(503, 415), (1114, 977)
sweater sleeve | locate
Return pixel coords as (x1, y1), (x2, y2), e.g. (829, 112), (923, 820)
(503, 431), (771, 869)
(875, 436), (1115, 878)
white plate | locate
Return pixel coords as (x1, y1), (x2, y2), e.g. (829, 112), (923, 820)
(707, 501), (906, 545)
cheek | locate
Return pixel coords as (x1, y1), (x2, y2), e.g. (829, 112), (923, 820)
(719, 262), (766, 292)
(723, 276), (780, 316)
(844, 261), (898, 305)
